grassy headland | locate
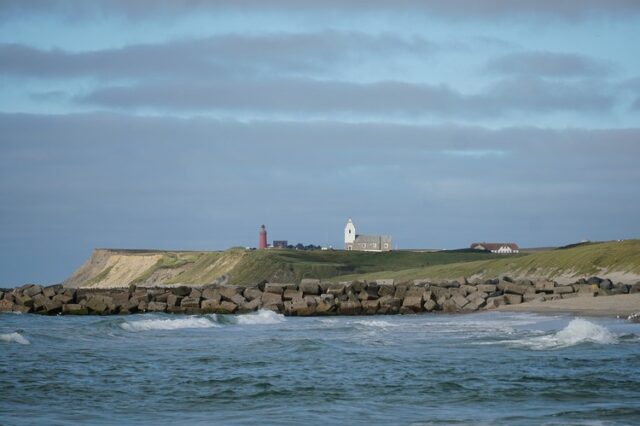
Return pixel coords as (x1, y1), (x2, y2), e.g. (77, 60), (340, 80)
(63, 240), (640, 288)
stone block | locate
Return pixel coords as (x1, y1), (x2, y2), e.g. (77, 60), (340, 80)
(62, 303), (88, 315)
(147, 301), (167, 312)
(402, 295), (424, 312)
(219, 286), (242, 301)
(189, 289), (202, 299)
(502, 283), (530, 295)
(424, 299), (437, 312)
(172, 286), (192, 297)
(485, 295), (506, 309)
(180, 297), (201, 309)
(553, 286), (574, 294)
(504, 294), (523, 304)
(441, 299), (459, 313)
(243, 287), (263, 301)
(283, 288), (303, 300)
(452, 294), (468, 308)
(23, 285), (43, 297)
(377, 284), (395, 297)
(0, 299), (14, 312)
(361, 299), (380, 314)
(201, 287), (221, 301)
(327, 283), (346, 296)
(337, 299), (361, 315)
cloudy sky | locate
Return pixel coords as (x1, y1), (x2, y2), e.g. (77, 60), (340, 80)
(1, 1), (639, 285)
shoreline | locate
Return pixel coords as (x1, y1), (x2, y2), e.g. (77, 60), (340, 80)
(498, 293), (640, 318)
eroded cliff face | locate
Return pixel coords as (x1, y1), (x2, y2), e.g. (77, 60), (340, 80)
(62, 249), (243, 289)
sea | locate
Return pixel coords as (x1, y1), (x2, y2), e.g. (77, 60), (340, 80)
(2, 311), (640, 425)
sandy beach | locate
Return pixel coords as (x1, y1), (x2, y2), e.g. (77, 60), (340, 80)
(498, 293), (640, 317)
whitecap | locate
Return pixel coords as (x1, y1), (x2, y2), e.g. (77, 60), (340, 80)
(235, 309), (285, 325)
(509, 318), (617, 350)
(120, 316), (219, 332)
(353, 320), (398, 328)
(0, 332), (30, 345)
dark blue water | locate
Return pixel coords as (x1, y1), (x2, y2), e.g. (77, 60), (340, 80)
(2, 311), (640, 425)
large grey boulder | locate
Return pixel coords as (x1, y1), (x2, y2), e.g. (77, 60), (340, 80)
(146, 301), (167, 312)
(504, 294), (523, 304)
(402, 295), (424, 313)
(361, 299), (380, 314)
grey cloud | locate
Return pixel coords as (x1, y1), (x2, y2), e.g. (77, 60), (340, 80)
(0, 32), (432, 80)
(2, 0), (639, 21)
(76, 76), (614, 118)
(487, 51), (610, 78)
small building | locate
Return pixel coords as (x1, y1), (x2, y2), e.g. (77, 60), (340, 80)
(344, 218), (392, 252)
(470, 242), (519, 254)
(273, 240), (288, 249)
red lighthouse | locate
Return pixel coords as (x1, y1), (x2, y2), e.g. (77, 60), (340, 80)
(258, 224), (268, 249)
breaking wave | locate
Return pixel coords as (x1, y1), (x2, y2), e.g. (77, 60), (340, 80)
(0, 332), (30, 345)
(510, 318), (617, 350)
(353, 320), (399, 328)
(120, 316), (219, 332)
(235, 310), (285, 325)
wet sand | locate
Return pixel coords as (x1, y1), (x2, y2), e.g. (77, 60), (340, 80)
(498, 293), (640, 317)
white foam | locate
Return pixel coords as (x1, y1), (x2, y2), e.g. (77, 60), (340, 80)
(510, 318), (617, 350)
(353, 320), (398, 328)
(0, 332), (30, 345)
(235, 309), (285, 325)
(120, 316), (219, 332)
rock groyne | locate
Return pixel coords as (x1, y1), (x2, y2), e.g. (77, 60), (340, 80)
(2, 276), (639, 316)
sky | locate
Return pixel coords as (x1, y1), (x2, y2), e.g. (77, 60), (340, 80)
(1, 1), (640, 285)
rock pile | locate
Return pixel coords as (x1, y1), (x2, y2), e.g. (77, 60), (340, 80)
(1, 277), (639, 316)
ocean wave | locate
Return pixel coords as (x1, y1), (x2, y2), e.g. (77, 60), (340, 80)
(235, 310), (285, 325)
(353, 320), (399, 328)
(0, 332), (30, 345)
(510, 318), (617, 350)
(120, 316), (219, 332)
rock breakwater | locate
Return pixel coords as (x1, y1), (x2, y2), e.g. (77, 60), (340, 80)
(1, 276), (639, 316)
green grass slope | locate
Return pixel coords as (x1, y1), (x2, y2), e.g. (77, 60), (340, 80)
(341, 240), (640, 283)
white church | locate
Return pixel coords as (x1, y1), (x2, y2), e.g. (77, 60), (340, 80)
(344, 218), (392, 252)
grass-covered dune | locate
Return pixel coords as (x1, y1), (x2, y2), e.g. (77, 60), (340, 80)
(63, 240), (640, 289)
(63, 247), (512, 288)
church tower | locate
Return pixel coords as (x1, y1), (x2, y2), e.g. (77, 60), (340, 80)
(344, 218), (356, 249)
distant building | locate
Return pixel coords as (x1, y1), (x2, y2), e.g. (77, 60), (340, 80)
(344, 218), (392, 252)
(258, 225), (268, 249)
(273, 240), (288, 249)
(470, 242), (519, 254)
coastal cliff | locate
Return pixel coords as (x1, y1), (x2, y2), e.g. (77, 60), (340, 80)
(61, 240), (640, 289)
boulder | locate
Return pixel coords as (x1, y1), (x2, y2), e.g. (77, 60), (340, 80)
(314, 295), (336, 314)
(337, 299), (361, 315)
(180, 297), (201, 309)
(219, 286), (243, 301)
(629, 283), (640, 294)
(394, 285), (409, 299)
(361, 299), (380, 314)
(166, 294), (183, 307)
(349, 281), (366, 293)
(239, 298), (262, 313)
(504, 294), (523, 304)
(243, 287), (263, 301)
(111, 292), (131, 306)
(201, 287), (221, 301)
(52, 293), (74, 305)
(598, 279), (613, 290)
(146, 301), (167, 312)
(285, 297), (312, 316)
(423, 299), (438, 312)
(228, 294), (247, 306)
(377, 284), (395, 297)
(62, 303), (88, 315)
(534, 281), (555, 293)
(462, 301), (480, 312)
(327, 283), (346, 296)
(14, 293), (34, 307)
(587, 276), (603, 285)
(0, 299), (14, 312)
(451, 294), (468, 309)
(501, 283), (530, 295)
(485, 295), (506, 309)
(441, 299), (459, 313)
(377, 296), (402, 314)
(262, 292), (283, 307)
(172, 286), (192, 297)
(264, 283), (286, 295)
(153, 292), (171, 303)
(86, 295), (116, 314)
(23, 284), (44, 297)
(402, 295), (424, 313)
(132, 290), (150, 303)
(189, 289), (202, 299)
(553, 286), (574, 294)
(283, 288), (303, 300)
(217, 301), (238, 314)
(43, 286), (57, 298)
(119, 299), (140, 314)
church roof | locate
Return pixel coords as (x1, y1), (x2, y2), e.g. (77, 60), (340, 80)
(355, 234), (392, 244)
